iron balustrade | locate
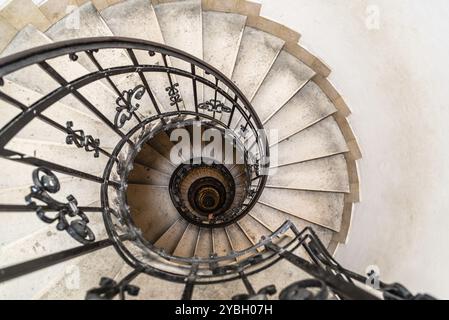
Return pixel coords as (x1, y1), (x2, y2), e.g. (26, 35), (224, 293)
(0, 37), (435, 300)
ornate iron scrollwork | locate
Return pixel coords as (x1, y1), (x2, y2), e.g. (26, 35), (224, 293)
(166, 82), (182, 106)
(198, 99), (232, 113)
(66, 121), (100, 158)
(25, 167), (95, 244)
(280, 279), (329, 300)
(114, 85), (145, 129)
(232, 285), (277, 300)
(85, 277), (140, 300)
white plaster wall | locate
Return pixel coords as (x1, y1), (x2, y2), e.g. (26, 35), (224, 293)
(260, 0), (449, 298)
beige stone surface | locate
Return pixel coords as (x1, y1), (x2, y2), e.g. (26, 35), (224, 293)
(194, 227), (212, 258)
(267, 154), (350, 193)
(173, 223), (199, 257)
(39, 0), (78, 25)
(127, 185), (179, 242)
(246, 15), (300, 44)
(275, 116), (349, 166)
(100, 0), (175, 112)
(203, 11), (246, 77)
(0, 16), (16, 52)
(0, 0), (51, 31)
(259, 188), (345, 231)
(265, 81), (337, 144)
(231, 26), (284, 99)
(128, 163), (171, 186)
(154, 0), (203, 110)
(154, 219), (189, 254)
(202, 0), (261, 17)
(251, 50), (315, 123)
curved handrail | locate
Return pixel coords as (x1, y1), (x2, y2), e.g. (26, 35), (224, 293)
(0, 37), (271, 284)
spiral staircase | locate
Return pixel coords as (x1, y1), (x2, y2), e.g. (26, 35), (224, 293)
(0, 0), (371, 300)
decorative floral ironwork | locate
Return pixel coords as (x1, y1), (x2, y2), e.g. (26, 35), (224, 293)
(232, 285), (277, 300)
(114, 85), (146, 129)
(85, 277), (140, 300)
(166, 82), (182, 106)
(25, 167), (95, 244)
(198, 99), (232, 114)
(279, 279), (329, 300)
(66, 121), (100, 158)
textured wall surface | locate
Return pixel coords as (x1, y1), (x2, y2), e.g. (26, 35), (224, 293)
(260, 0), (449, 298)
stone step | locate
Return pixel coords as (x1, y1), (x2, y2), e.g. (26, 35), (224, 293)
(202, 11), (246, 78)
(154, 218), (189, 254)
(237, 214), (272, 245)
(231, 27), (284, 100)
(135, 143), (176, 176)
(100, 0), (177, 112)
(267, 154), (350, 193)
(251, 203), (335, 245)
(212, 227), (232, 257)
(251, 50), (315, 123)
(127, 185), (179, 243)
(173, 223), (199, 258)
(0, 205), (106, 299)
(0, 16), (17, 53)
(0, 166), (103, 207)
(0, 24), (130, 126)
(115, 263), (184, 300)
(45, 2), (150, 116)
(202, 11), (246, 109)
(194, 227), (212, 258)
(275, 116), (349, 167)
(225, 224), (253, 260)
(128, 162), (171, 186)
(154, 0), (203, 110)
(36, 246), (125, 300)
(265, 81), (337, 144)
(258, 188), (345, 231)
(0, 79), (120, 149)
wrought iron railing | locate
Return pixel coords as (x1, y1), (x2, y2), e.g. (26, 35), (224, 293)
(0, 38), (435, 300)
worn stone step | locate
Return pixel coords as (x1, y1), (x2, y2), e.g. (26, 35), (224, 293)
(135, 143), (176, 176)
(231, 27), (284, 100)
(173, 223), (199, 258)
(275, 116), (349, 167)
(251, 50), (315, 123)
(212, 227), (232, 258)
(154, 218), (189, 254)
(100, 0), (176, 112)
(194, 227), (212, 258)
(267, 154), (350, 193)
(128, 162), (171, 186)
(0, 205), (106, 299)
(127, 185), (179, 243)
(265, 81), (337, 144)
(154, 0), (203, 110)
(258, 188), (345, 231)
